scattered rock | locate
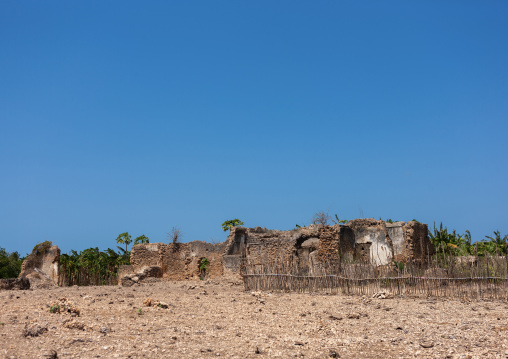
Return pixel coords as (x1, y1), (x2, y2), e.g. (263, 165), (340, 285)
(420, 341), (435, 348)
(143, 298), (170, 309)
(42, 349), (58, 358)
(372, 291), (389, 299)
(347, 313), (367, 319)
(22, 322), (48, 337)
(62, 319), (85, 331)
(49, 298), (80, 316)
(120, 266), (162, 286)
(67, 338), (91, 346)
(329, 315), (343, 321)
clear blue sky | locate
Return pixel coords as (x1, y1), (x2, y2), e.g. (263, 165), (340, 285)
(1, 1), (507, 256)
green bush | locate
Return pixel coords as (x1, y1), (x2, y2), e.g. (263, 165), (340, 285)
(0, 247), (24, 279)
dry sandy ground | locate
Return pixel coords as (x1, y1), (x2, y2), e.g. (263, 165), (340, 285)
(1, 279), (508, 359)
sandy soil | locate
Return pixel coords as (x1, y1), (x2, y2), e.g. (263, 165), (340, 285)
(1, 279), (508, 359)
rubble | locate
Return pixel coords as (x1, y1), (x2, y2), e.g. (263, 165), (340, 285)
(0, 277), (30, 290)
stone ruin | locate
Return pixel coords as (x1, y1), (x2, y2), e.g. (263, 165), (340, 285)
(4, 219), (434, 289)
(221, 219), (433, 274)
(126, 219), (433, 282)
(120, 241), (226, 285)
(17, 241), (60, 288)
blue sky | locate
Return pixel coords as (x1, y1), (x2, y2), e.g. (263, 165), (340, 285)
(1, 1), (507, 256)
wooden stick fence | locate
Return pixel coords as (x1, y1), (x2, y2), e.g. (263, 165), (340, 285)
(243, 272), (508, 300)
(242, 251), (508, 300)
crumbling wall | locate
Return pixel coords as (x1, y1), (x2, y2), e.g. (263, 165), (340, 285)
(222, 227), (249, 275)
(190, 241), (225, 279)
(130, 241), (224, 281)
(224, 220), (432, 271)
(130, 243), (166, 272)
(19, 241), (60, 287)
(402, 221), (433, 264)
(224, 227), (292, 272)
(386, 222), (405, 262)
(129, 219), (433, 283)
(348, 219), (394, 266)
(317, 225), (355, 263)
(224, 224), (356, 274)
(386, 221), (434, 264)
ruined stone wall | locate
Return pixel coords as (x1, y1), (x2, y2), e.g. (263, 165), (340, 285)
(130, 243), (166, 272)
(225, 219), (432, 270)
(19, 242), (60, 287)
(317, 225), (355, 263)
(121, 220), (437, 284)
(224, 225), (357, 273)
(385, 221), (434, 264)
(130, 241), (224, 281)
(348, 219), (394, 266)
(245, 230), (295, 265)
(386, 222), (405, 262)
(223, 227), (293, 271)
(402, 221), (434, 264)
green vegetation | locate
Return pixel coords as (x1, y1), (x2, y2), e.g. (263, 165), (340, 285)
(133, 235), (149, 245)
(116, 232), (132, 253)
(60, 247), (126, 286)
(199, 257), (210, 280)
(332, 214), (348, 225)
(429, 222), (508, 257)
(0, 247), (24, 279)
(49, 305), (60, 313)
(199, 257), (209, 271)
(116, 232), (148, 252)
(394, 261), (404, 272)
(137, 308), (143, 315)
(221, 219), (244, 231)
(32, 241), (52, 255)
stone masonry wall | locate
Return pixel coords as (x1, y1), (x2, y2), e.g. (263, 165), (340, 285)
(130, 243), (165, 272)
(347, 219), (394, 266)
(130, 241), (224, 280)
(224, 224), (358, 274)
(224, 219), (433, 272)
(317, 225), (355, 263)
(402, 221), (434, 264)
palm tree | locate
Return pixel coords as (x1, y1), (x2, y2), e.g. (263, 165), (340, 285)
(116, 232), (132, 253)
(134, 235), (149, 245)
(485, 230), (508, 255)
